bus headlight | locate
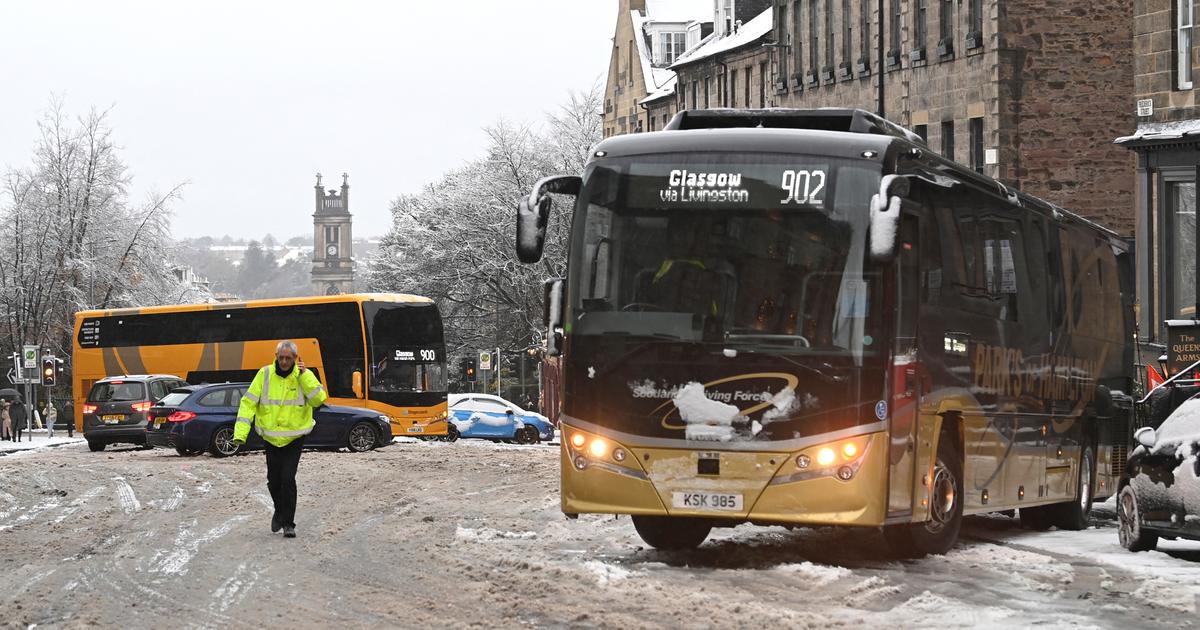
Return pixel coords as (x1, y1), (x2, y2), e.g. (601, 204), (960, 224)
(842, 442), (858, 459)
(571, 433), (586, 448)
(816, 447), (836, 467)
(588, 439), (608, 459)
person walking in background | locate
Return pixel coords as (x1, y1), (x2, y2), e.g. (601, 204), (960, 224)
(1, 400), (11, 441)
(11, 397), (26, 442)
(63, 398), (75, 438)
(45, 400), (57, 439)
(233, 340), (327, 538)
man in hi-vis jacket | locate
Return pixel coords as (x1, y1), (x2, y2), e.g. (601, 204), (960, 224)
(235, 340), (327, 538)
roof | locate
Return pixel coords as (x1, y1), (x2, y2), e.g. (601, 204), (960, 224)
(640, 74), (678, 105)
(75, 292), (434, 319)
(1114, 119), (1200, 146)
(669, 6), (772, 69)
(630, 10), (675, 92)
(645, 0), (711, 23)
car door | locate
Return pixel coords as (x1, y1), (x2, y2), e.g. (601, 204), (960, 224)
(307, 403), (343, 447)
(471, 398), (516, 439)
(224, 387), (265, 449)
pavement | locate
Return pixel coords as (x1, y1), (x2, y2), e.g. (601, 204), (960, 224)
(0, 428), (84, 455)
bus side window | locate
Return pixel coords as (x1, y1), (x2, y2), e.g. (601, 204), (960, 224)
(1022, 217), (1052, 336)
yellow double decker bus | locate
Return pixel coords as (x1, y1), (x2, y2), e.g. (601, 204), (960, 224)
(71, 293), (448, 437)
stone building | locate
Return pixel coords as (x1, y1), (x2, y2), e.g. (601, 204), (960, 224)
(311, 173), (355, 296)
(603, 0), (714, 138)
(765, 0), (1133, 236)
(1115, 0), (1199, 341)
(658, 1), (774, 128)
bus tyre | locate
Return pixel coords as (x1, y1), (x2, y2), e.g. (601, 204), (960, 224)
(347, 421), (378, 453)
(632, 515), (711, 550)
(883, 434), (963, 558)
(1018, 505), (1055, 531)
(1053, 445), (1095, 531)
(87, 440), (105, 452)
(1117, 485), (1157, 552)
(209, 426), (241, 458)
(444, 424), (459, 443)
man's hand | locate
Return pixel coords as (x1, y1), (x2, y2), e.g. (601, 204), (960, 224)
(297, 358), (306, 373)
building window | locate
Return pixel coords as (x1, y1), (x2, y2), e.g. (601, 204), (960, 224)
(810, 0), (820, 74)
(969, 117), (984, 173)
(325, 225), (340, 249)
(968, 0), (983, 42)
(890, 0), (902, 55)
(792, 0), (803, 79)
(704, 77), (711, 108)
(941, 120), (955, 160)
(778, 2), (790, 81)
(860, 0), (872, 67)
(1178, 0), (1194, 90)
(730, 70), (738, 106)
(915, 0), (929, 53)
(843, 0), (853, 67)
(1169, 181), (1197, 317)
(939, 0), (954, 47)
(629, 40), (635, 86)
(760, 61), (768, 105)
(914, 124), (928, 143)
(691, 81), (698, 109)
(825, 0), (835, 71)
(745, 65), (752, 107)
(660, 32), (688, 65)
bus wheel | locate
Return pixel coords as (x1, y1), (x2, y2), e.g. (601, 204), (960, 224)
(632, 515), (711, 550)
(1018, 505), (1055, 531)
(87, 440), (105, 452)
(1052, 445), (1095, 531)
(883, 435), (963, 557)
(444, 424), (459, 443)
(209, 426), (241, 458)
(347, 422), (378, 453)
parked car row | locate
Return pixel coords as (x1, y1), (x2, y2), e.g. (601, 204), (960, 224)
(82, 374), (391, 457)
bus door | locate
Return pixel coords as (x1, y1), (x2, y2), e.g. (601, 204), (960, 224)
(888, 211), (923, 517)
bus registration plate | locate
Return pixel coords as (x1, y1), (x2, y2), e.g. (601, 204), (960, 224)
(672, 491), (742, 512)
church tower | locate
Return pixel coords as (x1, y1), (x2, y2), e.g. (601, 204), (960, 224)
(311, 172), (355, 295)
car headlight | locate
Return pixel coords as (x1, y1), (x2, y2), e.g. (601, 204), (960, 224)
(378, 415), (391, 424)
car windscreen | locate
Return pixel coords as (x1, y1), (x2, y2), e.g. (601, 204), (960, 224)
(88, 382), (148, 403)
(156, 391), (191, 406)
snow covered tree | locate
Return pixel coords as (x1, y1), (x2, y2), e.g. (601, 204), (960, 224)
(368, 84), (601, 365)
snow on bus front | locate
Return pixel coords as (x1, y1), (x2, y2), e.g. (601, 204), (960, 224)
(562, 152), (888, 446)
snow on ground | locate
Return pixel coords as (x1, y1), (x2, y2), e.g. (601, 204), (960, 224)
(0, 430), (84, 456)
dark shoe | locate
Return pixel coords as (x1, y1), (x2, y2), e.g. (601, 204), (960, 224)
(271, 516), (282, 533)
(283, 526), (296, 538)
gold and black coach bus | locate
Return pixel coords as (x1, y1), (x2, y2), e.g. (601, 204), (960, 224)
(515, 108), (1135, 555)
(72, 293), (448, 438)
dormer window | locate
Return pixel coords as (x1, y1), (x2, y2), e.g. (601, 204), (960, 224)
(658, 31), (688, 65)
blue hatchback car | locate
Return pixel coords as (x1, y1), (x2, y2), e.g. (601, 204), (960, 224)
(145, 382), (391, 457)
(447, 393), (554, 443)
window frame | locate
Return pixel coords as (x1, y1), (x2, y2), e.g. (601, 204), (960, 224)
(1177, 0), (1194, 90)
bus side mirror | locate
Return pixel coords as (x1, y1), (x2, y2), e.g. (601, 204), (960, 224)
(1135, 426), (1157, 448)
(352, 370), (364, 399)
(869, 175), (910, 261)
(544, 277), (566, 357)
(517, 175), (581, 264)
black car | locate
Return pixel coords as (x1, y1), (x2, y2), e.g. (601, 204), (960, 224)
(1117, 391), (1200, 551)
(83, 374), (189, 451)
(145, 382), (391, 457)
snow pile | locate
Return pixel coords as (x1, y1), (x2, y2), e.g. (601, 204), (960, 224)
(673, 382), (743, 441)
(1131, 577), (1197, 613)
(454, 525), (537, 542)
(869, 175), (903, 258)
(771, 561), (851, 586)
(1151, 395), (1200, 456)
(582, 560), (636, 586)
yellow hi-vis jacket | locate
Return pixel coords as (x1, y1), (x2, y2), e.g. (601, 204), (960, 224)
(234, 365), (328, 447)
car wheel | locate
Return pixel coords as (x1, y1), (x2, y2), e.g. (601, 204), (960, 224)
(347, 421), (378, 453)
(1117, 485), (1158, 552)
(523, 426), (541, 444)
(174, 445), (201, 457)
(632, 515), (712, 550)
(87, 440), (106, 452)
(209, 426), (241, 458)
(1053, 445), (1095, 531)
(883, 432), (963, 557)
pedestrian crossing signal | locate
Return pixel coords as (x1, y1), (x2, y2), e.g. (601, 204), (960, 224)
(41, 357), (56, 386)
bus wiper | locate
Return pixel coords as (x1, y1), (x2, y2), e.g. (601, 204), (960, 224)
(719, 343), (845, 384)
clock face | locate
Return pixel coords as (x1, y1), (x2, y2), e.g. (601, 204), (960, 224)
(326, 244), (338, 257)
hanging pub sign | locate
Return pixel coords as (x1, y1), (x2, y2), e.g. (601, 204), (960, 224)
(1166, 319), (1200, 375)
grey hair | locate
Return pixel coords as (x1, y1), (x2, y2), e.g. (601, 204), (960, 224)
(275, 340), (299, 356)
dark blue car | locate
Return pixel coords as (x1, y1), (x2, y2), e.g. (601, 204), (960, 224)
(145, 382), (391, 457)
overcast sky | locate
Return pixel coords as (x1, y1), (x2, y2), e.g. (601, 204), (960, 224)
(0, 1), (614, 241)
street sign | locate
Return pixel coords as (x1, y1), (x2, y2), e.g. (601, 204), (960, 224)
(478, 351), (493, 371)
(1137, 99), (1153, 117)
(22, 346), (38, 369)
(1167, 320), (1200, 375)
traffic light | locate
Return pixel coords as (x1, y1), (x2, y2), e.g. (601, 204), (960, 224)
(465, 359), (476, 382)
(41, 357), (56, 386)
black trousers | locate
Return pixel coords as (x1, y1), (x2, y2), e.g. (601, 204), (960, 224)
(264, 437), (304, 528)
